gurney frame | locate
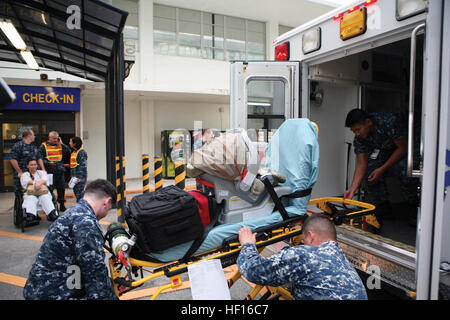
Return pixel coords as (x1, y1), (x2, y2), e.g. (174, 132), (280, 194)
(107, 197), (375, 300)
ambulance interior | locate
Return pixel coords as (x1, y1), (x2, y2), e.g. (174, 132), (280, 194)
(308, 36), (423, 247)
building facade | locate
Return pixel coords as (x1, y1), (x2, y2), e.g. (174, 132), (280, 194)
(0, 0), (333, 189)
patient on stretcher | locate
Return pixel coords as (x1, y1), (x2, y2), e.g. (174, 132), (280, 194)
(129, 119), (319, 262)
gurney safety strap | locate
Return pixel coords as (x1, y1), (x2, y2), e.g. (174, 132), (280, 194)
(282, 188), (313, 199)
(179, 198), (220, 263)
(261, 177), (312, 221)
(261, 177), (289, 220)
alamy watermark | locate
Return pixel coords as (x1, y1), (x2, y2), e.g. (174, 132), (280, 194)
(66, 5), (81, 30)
(366, 264), (381, 290)
(66, 265), (81, 290)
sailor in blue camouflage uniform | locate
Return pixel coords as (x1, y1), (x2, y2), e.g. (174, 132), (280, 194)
(344, 109), (419, 220)
(10, 129), (45, 197)
(237, 215), (367, 300)
(23, 179), (118, 300)
(69, 136), (88, 201)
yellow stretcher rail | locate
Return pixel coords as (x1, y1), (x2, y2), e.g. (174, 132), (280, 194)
(108, 197), (375, 300)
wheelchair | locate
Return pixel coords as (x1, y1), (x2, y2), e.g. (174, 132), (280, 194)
(13, 181), (58, 233)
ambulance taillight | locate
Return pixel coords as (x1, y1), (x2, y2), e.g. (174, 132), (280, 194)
(275, 42), (289, 61)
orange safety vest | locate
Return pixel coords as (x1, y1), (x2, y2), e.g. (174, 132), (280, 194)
(42, 142), (62, 162)
(70, 148), (86, 168)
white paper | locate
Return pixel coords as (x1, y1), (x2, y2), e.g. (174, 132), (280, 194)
(68, 177), (79, 188)
(46, 173), (53, 186)
(188, 259), (231, 300)
(240, 170), (256, 191)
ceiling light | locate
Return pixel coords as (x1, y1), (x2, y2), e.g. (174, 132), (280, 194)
(0, 19), (27, 51)
(20, 50), (39, 70)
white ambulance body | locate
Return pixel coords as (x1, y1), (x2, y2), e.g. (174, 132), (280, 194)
(229, 0), (449, 299)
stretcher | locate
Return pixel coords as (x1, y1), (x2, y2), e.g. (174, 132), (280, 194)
(105, 197), (375, 300)
(105, 119), (376, 299)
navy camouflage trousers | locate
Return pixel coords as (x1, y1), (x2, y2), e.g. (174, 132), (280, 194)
(361, 153), (420, 207)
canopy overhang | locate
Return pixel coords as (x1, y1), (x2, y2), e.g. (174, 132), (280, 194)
(0, 0), (130, 220)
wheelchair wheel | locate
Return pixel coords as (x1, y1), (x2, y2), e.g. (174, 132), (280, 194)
(20, 208), (25, 232)
(13, 194), (23, 228)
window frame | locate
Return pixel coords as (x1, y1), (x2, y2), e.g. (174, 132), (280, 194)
(153, 4), (265, 61)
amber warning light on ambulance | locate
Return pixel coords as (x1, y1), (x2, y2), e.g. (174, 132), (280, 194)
(333, 0), (377, 20)
(275, 42), (289, 61)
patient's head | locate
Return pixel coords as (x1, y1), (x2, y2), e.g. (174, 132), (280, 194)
(302, 214), (337, 246)
(26, 158), (38, 174)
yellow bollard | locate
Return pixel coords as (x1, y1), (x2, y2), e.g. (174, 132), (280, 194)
(154, 157), (163, 191)
(116, 155), (127, 224)
(142, 155), (150, 193)
(174, 161), (185, 190)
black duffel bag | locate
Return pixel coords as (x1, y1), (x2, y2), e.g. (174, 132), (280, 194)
(125, 185), (204, 252)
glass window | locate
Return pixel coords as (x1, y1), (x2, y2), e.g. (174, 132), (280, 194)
(154, 4), (177, 55)
(202, 13), (225, 60)
(154, 3), (176, 20)
(178, 8), (201, 57)
(112, 0), (138, 26)
(179, 8), (201, 23)
(247, 79), (286, 139)
(247, 79), (285, 116)
(247, 22), (265, 60)
(153, 4), (266, 61)
(106, 0), (140, 61)
(225, 16), (246, 60)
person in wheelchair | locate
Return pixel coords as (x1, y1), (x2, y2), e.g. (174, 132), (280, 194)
(20, 158), (58, 222)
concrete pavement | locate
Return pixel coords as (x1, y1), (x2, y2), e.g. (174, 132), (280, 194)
(0, 178), (259, 300)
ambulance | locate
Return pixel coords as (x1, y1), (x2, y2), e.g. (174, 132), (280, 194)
(229, 0), (449, 299)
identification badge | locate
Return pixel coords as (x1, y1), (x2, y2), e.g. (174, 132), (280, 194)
(370, 149), (380, 160)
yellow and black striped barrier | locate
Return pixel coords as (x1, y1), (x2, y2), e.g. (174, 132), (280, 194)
(154, 157), (163, 191)
(174, 161), (185, 190)
(116, 156), (127, 224)
(142, 154), (150, 193)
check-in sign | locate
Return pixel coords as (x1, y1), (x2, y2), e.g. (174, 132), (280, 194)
(2, 85), (80, 111)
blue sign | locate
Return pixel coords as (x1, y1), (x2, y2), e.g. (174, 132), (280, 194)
(1, 85), (80, 111)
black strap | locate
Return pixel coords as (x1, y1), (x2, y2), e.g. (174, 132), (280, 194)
(345, 142), (352, 190)
(261, 177), (290, 221)
(282, 188), (312, 199)
(180, 199), (220, 263)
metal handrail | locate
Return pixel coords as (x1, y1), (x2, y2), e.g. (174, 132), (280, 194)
(407, 23), (426, 178)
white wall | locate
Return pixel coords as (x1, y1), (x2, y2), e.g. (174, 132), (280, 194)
(124, 97), (142, 180)
(82, 93), (147, 180)
(309, 82), (359, 198)
(152, 55), (230, 93)
(81, 94), (107, 180)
